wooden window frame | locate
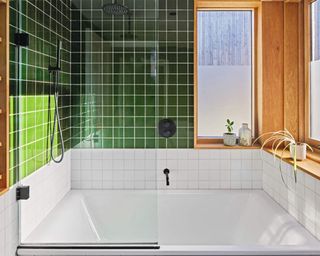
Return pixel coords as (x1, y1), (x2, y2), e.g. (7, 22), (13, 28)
(304, 0), (320, 152)
(194, 1), (260, 148)
(0, 0), (9, 195)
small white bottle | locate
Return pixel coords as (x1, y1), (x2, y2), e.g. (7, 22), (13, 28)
(239, 123), (252, 146)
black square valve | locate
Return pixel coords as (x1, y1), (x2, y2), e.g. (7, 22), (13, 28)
(14, 33), (29, 47)
(16, 186), (30, 201)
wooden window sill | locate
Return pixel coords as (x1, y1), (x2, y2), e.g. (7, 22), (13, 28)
(195, 143), (261, 149)
(264, 148), (320, 180)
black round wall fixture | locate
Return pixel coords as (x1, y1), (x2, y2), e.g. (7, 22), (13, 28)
(158, 119), (176, 138)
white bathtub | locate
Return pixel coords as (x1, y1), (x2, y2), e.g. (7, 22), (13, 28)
(18, 190), (320, 255)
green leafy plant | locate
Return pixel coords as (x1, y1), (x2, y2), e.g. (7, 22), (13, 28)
(253, 129), (312, 185)
(225, 119), (234, 133)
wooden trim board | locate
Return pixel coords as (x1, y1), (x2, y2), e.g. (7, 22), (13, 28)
(284, 2), (300, 140)
(304, 0), (320, 149)
(0, 0), (9, 195)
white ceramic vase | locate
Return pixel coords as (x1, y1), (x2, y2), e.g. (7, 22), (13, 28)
(223, 133), (237, 146)
(289, 143), (307, 161)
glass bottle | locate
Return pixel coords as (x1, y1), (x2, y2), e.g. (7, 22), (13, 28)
(239, 123), (252, 146)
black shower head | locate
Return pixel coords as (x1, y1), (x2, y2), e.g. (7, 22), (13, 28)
(102, 0), (130, 16)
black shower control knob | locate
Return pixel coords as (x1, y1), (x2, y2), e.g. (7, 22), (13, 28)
(158, 119), (176, 138)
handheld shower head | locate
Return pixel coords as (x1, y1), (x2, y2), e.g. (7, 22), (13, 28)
(56, 40), (62, 70)
(48, 40), (62, 72)
(48, 39), (65, 164)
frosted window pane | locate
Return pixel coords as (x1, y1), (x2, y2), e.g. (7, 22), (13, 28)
(197, 11), (253, 137)
(310, 1), (320, 141)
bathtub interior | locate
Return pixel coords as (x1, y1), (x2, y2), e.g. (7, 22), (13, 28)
(21, 189), (320, 250)
(23, 190), (158, 244)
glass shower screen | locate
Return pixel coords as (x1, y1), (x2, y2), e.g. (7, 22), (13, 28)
(18, 0), (159, 248)
(70, 0), (159, 245)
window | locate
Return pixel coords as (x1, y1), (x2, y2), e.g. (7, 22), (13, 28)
(195, 8), (256, 145)
(309, 0), (320, 144)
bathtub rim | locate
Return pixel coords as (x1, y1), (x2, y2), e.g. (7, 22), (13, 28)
(17, 245), (320, 256)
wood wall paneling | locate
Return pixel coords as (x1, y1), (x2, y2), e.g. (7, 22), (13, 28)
(261, 2), (285, 135)
(284, 3), (300, 139)
(260, 1), (304, 143)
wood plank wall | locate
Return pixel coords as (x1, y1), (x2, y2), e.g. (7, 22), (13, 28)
(284, 3), (301, 139)
(0, 0), (9, 194)
(260, 0), (303, 141)
(261, 1), (285, 136)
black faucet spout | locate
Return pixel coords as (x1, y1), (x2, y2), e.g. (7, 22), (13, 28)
(163, 168), (170, 186)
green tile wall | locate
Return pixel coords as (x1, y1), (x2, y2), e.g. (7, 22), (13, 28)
(158, 0), (194, 148)
(70, 0), (194, 148)
(9, 0), (194, 185)
(9, 0), (72, 185)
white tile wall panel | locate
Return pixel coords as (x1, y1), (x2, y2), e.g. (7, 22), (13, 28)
(0, 186), (19, 256)
(262, 151), (320, 240)
(20, 150), (71, 242)
(0, 150), (71, 255)
(71, 149), (263, 190)
(0, 149), (71, 256)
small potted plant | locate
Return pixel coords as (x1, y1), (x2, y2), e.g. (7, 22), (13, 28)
(253, 129), (312, 183)
(223, 119), (237, 146)
(290, 143), (308, 161)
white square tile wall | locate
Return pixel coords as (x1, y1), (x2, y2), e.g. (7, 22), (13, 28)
(0, 151), (71, 256)
(0, 186), (19, 256)
(71, 149), (157, 190)
(20, 150), (71, 242)
(262, 151), (320, 240)
(157, 149), (263, 189)
(71, 149), (263, 190)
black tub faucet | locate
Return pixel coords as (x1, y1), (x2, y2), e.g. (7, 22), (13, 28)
(163, 168), (170, 186)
